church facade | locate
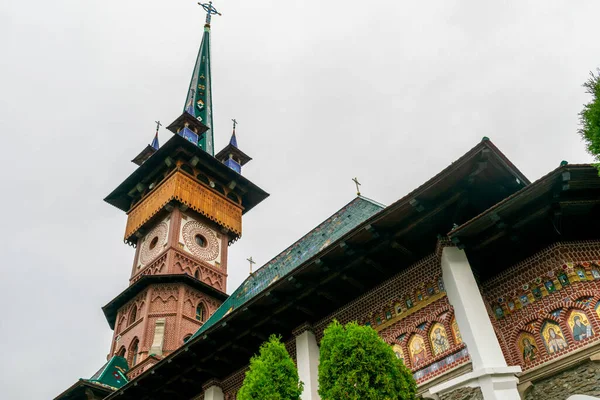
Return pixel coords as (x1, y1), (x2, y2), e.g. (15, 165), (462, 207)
(54, 5), (600, 400)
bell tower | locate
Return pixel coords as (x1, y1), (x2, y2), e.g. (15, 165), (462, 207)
(100, 3), (268, 378)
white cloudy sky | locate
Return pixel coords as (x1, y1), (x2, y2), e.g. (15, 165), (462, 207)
(1, 0), (598, 398)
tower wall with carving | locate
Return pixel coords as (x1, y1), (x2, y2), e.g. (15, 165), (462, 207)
(108, 283), (223, 375)
(130, 208), (229, 292)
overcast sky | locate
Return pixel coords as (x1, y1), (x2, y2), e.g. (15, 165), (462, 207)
(1, 0), (598, 398)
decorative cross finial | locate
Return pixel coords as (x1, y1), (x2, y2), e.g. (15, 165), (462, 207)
(198, 1), (221, 25)
(155, 120), (162, 133)
(247, 256), (256, 275)
(352, 177), (361, 196)
(231, 118), (238, 132)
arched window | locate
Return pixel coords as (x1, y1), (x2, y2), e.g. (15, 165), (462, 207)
(196, 303), (206, 322)
(129, 338), (139, 367)
(116, 346), (126, 358)
(183, 334), (192, 343)
(128, 306), (137, 325)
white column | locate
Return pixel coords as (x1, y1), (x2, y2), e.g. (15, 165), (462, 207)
(296, 330), (320, 400)
(433, 247), (521, 400)
(204, 385), (224, 400)
(441, 247), (506, 370)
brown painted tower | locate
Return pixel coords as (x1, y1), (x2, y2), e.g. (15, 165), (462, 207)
(100, 10), (268, 378)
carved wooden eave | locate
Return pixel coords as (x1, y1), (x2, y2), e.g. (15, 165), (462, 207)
(104, 134), (269, 229)
(124, 170), (243, 244)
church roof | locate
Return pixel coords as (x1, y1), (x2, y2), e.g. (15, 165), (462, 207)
(54, 356), (128, 400)
(192, 195), (385, 338)
(87, 356), (129, 389)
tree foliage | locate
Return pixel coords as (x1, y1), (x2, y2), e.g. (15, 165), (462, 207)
(237, 335), (303, 400)
(318, 321), (416, 400)
(579, 69), (600, 171)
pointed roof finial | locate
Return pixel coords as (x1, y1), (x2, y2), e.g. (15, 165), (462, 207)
(198, 1), (221, 25)
(151, 121), (161, 150)
(230, 118), (238, 148)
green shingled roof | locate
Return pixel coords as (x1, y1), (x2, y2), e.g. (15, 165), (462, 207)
(84, 356), (129, 390)
(192, 196), (384, 338)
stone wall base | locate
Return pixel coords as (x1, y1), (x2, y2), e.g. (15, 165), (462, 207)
(523, 361), (600, 400)
(439, 387), (484, 400)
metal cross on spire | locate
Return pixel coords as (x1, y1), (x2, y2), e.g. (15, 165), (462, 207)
(352, 177), (361, 196)
(155, 120), (162, 133)
(231, 118), (238, 132)
(198, 1), (222, 25)
(247, 256), (256, 275)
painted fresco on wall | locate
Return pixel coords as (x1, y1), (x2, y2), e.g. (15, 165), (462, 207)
(429, 323), (450, 355)
(451, 317), (462, 344)
(518, 332), (538, 363)
(408, 335), (427, 367)
(541, 321), (568, 354)
(567, 310), (594, 341)
(392, 344), (405, 364)
(596, 302), (600, 319)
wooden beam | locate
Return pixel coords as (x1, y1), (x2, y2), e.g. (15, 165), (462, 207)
(341, 274), (364, 291)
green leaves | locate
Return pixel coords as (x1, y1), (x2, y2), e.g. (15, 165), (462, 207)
(579, 69), (600, 174)
(237, 335), (303, 400)
(318, 321), (416, 400)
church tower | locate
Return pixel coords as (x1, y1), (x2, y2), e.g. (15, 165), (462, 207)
(101, 2), (268, 378)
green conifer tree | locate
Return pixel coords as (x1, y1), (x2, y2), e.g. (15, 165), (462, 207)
(579, 68), (600, 172)
(237, 335), (303, 400)
(318, 321), (416, 400)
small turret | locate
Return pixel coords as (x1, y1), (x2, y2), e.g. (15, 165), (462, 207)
(215, 119), (252, 174)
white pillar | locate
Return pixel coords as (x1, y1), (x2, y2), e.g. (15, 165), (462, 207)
(435, 247), (521, 400)
(441, 247), (506, 370)
(204, 385), (224, 400)
(296, 330), (320, 400)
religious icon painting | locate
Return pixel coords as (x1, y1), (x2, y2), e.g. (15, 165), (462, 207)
(558, 273), (570, 287)
(451, 317), (462, 345)
(438, 277), (445, 292)
(429, 323), (450, 355)
(568, 310), (594, 341)
(532, 287), (543, 300)
(520, 295), (529, 306)
(408, 335), (427, 367)
(518, 332), (538, 363)
(494, 305), (504, 319)
(385, 310), (393, 320)
(541, 321), (568, 354)
(392, 344), (405, 364)
(427, 285), (435, 296)
(376, 317), (382, 326)
(592, 269), (600, 279)
(406, 297), (414, 309)
(394, 303), (403, 315)
(416, 291), (424, 302)
(508, 301), (516, 312)
(576, 269), (587, 280)
(545, 280), (556, 293)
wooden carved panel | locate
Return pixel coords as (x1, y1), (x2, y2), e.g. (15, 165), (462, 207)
(125, 171), (242, 241)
